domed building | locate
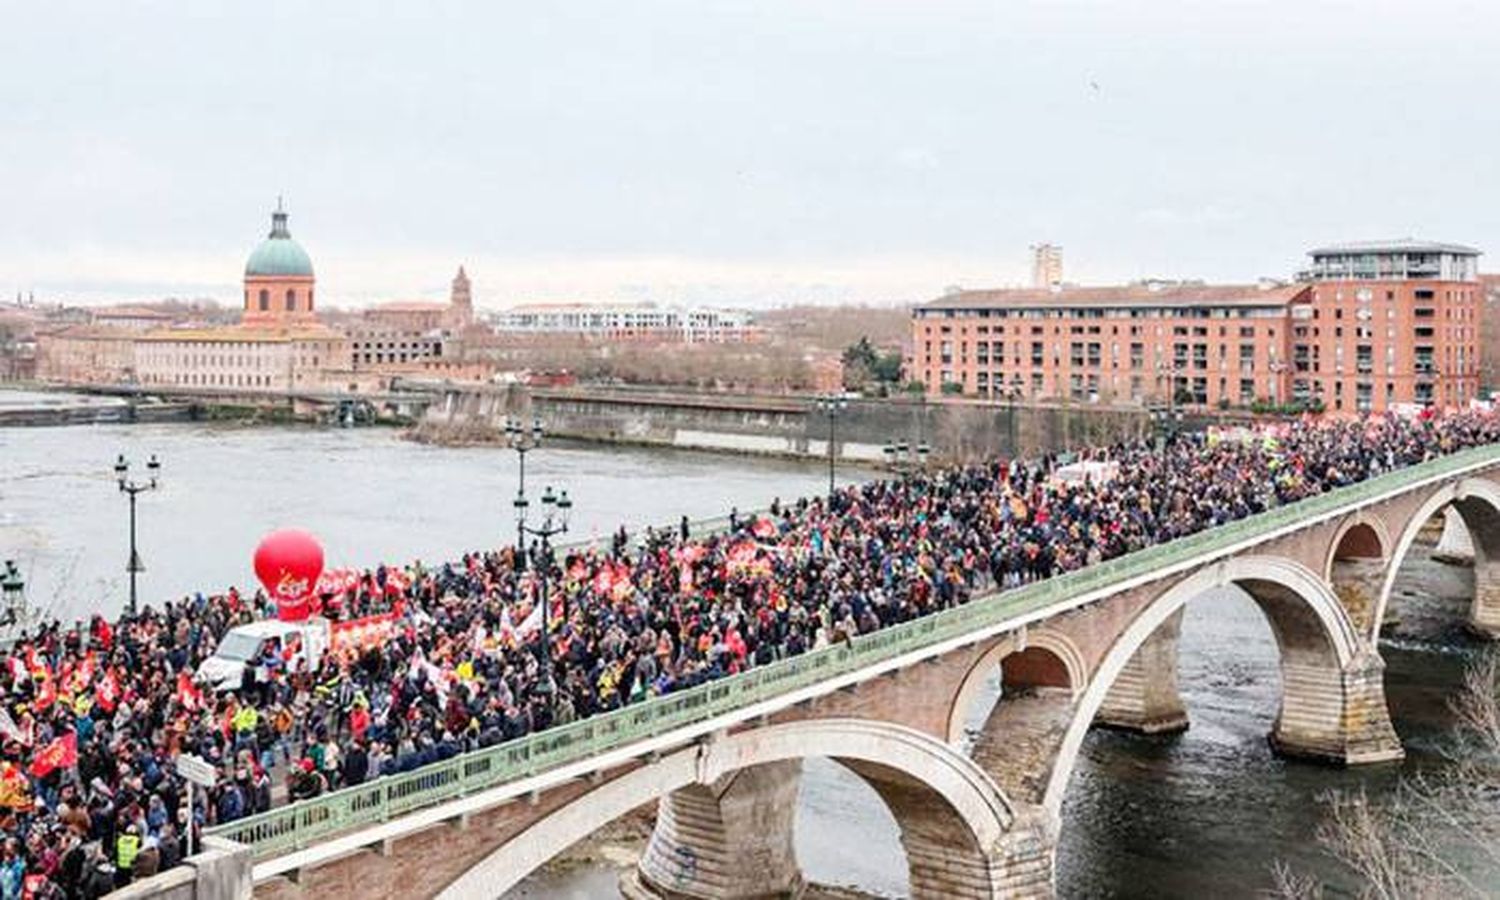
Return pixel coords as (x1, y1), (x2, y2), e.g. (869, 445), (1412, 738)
(134, 203), (352, 393)
(243, 202), (317, 328)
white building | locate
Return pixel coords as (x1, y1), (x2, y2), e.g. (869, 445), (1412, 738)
(491, 304), (759, 343)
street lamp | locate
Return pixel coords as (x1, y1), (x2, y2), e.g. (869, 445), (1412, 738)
(505, 415), (544, 572)
(1006, 374), (1025, 458)
(1157, 362), (1186, 425)
(114, 453), (161, 617)
(1, 562), (24, 627)
(814, 394), (849, 500)
(881, 440), (930, 478)
(521, 485), (572, 697)
(1268, 360), (1287, 409)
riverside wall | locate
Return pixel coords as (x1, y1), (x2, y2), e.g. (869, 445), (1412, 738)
(0, 400), (196, 427)
(409, 386), (1154, 463)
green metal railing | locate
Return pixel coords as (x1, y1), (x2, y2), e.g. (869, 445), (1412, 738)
(206, 443), (1500, 858)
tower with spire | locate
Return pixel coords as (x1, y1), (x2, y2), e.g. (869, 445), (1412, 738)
(447, 266), (474, 329)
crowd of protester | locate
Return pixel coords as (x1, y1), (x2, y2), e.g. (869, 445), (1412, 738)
(1, 408), (1498, 896)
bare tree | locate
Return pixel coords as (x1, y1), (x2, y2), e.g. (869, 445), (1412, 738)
(1272, 650), (1500, 899)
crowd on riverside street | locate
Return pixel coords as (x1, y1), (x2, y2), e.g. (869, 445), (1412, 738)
(1, 408), (1498, 896)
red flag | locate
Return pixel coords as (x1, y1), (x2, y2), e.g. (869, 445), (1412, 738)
(95, 669), (120, 713)
(0, 762), (28, 810)
(23, 647), (48, 680)
(176, 671), (203, 711)
(64, 652), (95, 696)
(33, 678), (56, 713)
(29, 732), (77, 778)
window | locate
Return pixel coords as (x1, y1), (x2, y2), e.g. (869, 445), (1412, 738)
(258, 290), (269, 311)
(286, 289), (296, 311)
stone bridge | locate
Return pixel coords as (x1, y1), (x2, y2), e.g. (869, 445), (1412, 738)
(214, 445), (1500, 900)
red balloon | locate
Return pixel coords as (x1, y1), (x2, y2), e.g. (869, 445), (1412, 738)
(253, 529), (325, 622)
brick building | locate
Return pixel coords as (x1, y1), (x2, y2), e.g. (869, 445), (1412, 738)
(35, 325), (138, 385)
(1481, 274), (1500, 395)
(911, 282), (1304, 408)
(349, 267), (477, 372)
(1296, 241), (1482, 411)
(136, 327), (350, 391)
(133, 204), (352, 391)
(912, 240), (1483, 413)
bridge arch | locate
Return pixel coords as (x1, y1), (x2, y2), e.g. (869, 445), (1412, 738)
(437, 719), (1043, 900)
(1324, 514), (1391, 581)
(1041, 554), (1388, 818)
(1374, 476), (1500, 642)
(945, 627), (1087, 746)
(1324, 513), (1394, 636)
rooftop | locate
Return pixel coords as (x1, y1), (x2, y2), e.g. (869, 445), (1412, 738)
(41, 324), (140, 340)
(1307, 239), (1481, 257)
(137, 324), (343, 343)
(245, 205), (315, 278)
(920, 283), (1309, 310)
(368, 301), (448, 313)
(93, 306), (174, 320)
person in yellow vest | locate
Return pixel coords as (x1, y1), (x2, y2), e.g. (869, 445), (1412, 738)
(114, 823), (141, 888)
(232, 704), (259, 753)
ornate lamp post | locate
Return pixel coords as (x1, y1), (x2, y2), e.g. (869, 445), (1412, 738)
(114, 453), (160, 617)
(1268, 359), (1287, 409)
(881, 440), (931, 478)
(1006, 374), (1025, 457)
(519, 485), (572, 696)
(814, 394), (849, 499)
(1, 562), (23, 626)
(505, 416), (543, 572)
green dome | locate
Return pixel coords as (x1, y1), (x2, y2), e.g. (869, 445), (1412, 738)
(245, 208), (314, 278)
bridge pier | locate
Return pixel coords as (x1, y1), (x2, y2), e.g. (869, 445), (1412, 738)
(1270, 649), (1403, 765)
(1432, 507), (1475, 566)
(845, 763), (1055, 900)
(1094, 607), (1189, 734)
(635, 760), (804, 899)
(1471, 556), (1500, 639)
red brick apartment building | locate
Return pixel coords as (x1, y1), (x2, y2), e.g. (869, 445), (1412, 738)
(911, 240), (1483, 413)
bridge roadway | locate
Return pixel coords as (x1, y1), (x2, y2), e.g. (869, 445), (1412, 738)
(205, 443), (1500, 899)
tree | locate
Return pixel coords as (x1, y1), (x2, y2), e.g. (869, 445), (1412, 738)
(842, 337), (903, 392)
(841, 337), (879, 391)
(871, 350), (903, 384)
(1274, 651), (1500, 900)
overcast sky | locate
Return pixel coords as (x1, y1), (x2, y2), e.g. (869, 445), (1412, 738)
(0, 0), (1493, 309)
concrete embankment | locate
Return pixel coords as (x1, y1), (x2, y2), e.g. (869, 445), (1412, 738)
(0, 399), (197, 427)
(409, 384), (1152, 463)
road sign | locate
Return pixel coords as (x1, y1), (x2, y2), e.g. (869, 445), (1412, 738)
(175, 754), (217, 788)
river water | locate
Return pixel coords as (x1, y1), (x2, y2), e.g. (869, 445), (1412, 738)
(0, 416), (1489, 898)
